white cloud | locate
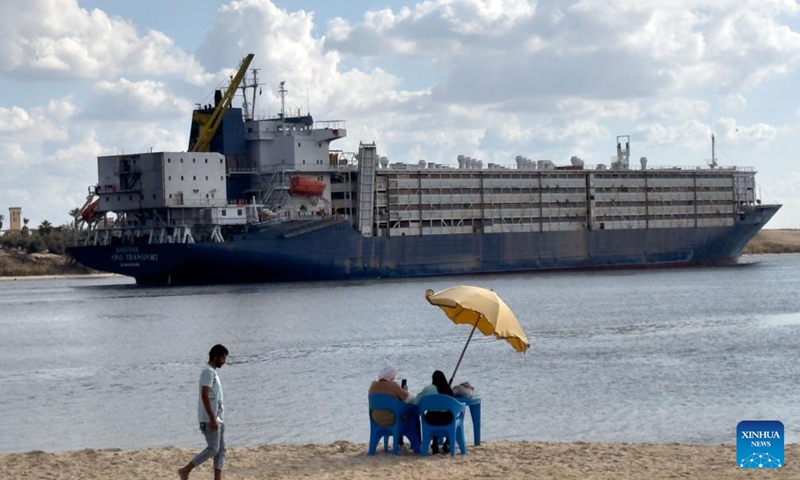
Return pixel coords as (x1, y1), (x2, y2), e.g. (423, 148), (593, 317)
(633, 119), (711, 151)
(721, 93), (748, 110)
(0, 131), (101, 226)
(642, 99), (711, 121)
(716, 117), (778, 144)
(0, 0), (205, 81)
(0, 103), (71, 143)
(0, 106), (35, 133)
(81, 79), (194, 121)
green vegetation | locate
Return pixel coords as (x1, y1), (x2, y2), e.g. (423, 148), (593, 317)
(0, 217), (95, 277)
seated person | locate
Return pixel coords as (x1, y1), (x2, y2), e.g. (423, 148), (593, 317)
(413, 370), (454, 454)
(368, 364), (411, 427)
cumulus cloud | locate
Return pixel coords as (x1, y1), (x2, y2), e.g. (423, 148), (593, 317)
(81, 79), (194, 121)
(716, 117), (778, 144)
(634, 119), (711, 151)
(324, 0), (800, 109)
(0, 131), (101, 226)
(0, 103), (71, 143)
(0, 0), (205, 81)
(642, 99), (711, 121)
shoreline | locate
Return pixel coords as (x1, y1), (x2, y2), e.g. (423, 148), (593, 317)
(0, 273), (119, 282)
(1, 441), (794, 479)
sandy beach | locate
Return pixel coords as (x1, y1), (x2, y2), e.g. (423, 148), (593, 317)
(2, 441), (795, 479)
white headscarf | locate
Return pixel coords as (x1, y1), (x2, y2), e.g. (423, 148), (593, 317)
(378, 364), (396, 381)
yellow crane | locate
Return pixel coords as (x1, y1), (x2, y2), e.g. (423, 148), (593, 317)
(189, 53), (255, 152)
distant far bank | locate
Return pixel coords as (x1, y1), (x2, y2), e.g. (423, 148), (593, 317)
(742, 228), (800, 254)
(0, 246), (95, 278)
(0, 229), (798, 278)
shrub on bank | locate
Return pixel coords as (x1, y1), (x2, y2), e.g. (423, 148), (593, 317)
(0, 228), (74, 254)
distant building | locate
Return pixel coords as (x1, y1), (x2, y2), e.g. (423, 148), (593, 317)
(8, 207), (21, 231)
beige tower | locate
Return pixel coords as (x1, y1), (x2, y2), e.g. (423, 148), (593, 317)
(8, 207), (21, 231)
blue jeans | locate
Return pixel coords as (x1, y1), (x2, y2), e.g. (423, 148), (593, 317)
(192, 422), (226, 470)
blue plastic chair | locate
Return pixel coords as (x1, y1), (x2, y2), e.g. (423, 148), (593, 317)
(368, 394), (421, 455)
(418, 394), (467, 456)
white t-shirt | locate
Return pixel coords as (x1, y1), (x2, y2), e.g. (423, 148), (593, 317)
(197, 364), (224, 423)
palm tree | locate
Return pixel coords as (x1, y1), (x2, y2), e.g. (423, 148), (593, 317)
(69, 207), (81, 230)
(22, 217), (29, 235)
(38, 220), (53, 235)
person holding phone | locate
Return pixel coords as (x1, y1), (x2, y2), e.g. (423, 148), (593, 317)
(368, 364), (412, 427)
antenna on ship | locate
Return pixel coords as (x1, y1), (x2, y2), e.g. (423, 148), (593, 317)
(250, 68), (260, 120)
(279, 81), (287, 120)
(710, 133), (718, 169)
(239, 67), (262, 121)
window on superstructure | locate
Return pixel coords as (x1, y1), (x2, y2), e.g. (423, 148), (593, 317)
(180, 158), (183, 163)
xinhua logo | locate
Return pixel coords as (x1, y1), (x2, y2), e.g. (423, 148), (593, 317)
(737, 420), (784, 468)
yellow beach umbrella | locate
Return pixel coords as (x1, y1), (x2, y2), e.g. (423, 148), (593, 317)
(425, 286), (530, 384)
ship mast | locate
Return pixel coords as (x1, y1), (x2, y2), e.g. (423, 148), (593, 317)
(239, 68), (262, 121)
(710, 133), (717, 169)
(250, 68), (260, 120)
(279, 81), (287, 120)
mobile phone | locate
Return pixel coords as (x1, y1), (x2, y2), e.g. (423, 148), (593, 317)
(401, 379), (407, 388)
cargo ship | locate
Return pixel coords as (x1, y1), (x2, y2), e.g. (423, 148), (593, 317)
(67, 54), (781, 285)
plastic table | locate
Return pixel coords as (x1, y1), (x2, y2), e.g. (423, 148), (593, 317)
(456, 396), (481, 445)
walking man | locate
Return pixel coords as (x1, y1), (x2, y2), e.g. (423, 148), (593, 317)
(179, 344), (228, 480)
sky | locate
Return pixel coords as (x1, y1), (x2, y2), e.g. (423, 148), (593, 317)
(1, 0), (800, 229)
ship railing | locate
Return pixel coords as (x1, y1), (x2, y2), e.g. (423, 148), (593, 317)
(80, 225), (200, 246)
(375, 162), (755, 172)
(227, 167), (258, 174)
(163, 199), (228, 208)
(316, 120), (346, 130)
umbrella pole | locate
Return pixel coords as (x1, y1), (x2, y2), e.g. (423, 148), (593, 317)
(449, 321), (478, 386)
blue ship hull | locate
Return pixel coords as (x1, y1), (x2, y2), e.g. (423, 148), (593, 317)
(67, 205), (779, 285)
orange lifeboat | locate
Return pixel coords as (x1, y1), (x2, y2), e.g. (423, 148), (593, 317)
(80, 199), (100, 221)
(289, 176), (325, 196)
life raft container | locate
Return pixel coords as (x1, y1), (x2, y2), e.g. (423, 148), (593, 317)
(289, 176), (325, 196)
